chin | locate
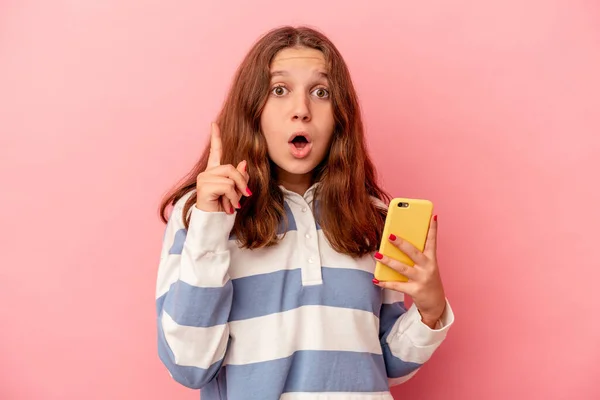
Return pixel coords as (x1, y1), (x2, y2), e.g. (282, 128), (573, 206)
(273, 157), (320, 177)
(282, 162), (317, 176)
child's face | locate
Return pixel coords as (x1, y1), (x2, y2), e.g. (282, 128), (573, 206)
(260, 47), (335, 180)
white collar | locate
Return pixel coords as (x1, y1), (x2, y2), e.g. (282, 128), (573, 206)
(278, 181), (321, 204)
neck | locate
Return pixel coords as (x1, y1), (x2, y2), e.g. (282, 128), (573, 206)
(276, 168), (313, 196)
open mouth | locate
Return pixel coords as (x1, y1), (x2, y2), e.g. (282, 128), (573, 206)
(288, 132), (313, 159)
(290, 134), (309, 149)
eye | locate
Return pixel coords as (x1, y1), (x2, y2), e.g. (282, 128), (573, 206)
(271, 85), (288, 96)
(312, 87), (330, 99)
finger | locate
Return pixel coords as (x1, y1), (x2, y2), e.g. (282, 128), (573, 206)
(207, 179), (241, 211)
(207, 122), (223, 169)
(424, 215), (438, 258)
(221, 196), (235, 215)
(221, 181), (242, 211)
(374, 252), (419, 280)
(373, 279), (415, 295)
(213, 180), (239, 215)
(197, 177), (241, 214)
(212, 164), (252, 197)
(237, 160), (250, 184)
(198, 176), (242, 201)
(388, 234), (428, 265)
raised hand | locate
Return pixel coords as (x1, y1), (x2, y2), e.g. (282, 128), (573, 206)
(195, 123), (251, 214)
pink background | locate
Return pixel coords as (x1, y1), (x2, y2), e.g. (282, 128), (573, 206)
(1, 0), (599, 399)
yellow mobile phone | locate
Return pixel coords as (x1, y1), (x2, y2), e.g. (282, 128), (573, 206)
(374, 198), (434, 282)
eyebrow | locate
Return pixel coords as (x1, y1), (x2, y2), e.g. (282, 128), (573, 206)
(270, 70), (328, 79)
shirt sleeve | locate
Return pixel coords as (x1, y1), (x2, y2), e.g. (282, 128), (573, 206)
(378, 289), (455, 386)
(155, 194), (236, 389)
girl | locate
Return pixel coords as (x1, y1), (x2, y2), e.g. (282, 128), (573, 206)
(156, 26), (454, 400)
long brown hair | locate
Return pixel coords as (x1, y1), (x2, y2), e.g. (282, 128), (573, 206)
(159, 25), (391, 257)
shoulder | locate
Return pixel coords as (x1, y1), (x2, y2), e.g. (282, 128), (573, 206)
(174, 190), (195, 210)
(369, 195), (389, 211)
(168, 190), (196, 222)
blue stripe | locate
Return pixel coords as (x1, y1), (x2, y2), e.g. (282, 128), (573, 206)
(168, 228), (187, 255)
(223, 350), (389, 399)
(381, 344), (421, 378)
(280, 201), (297, 233)
(155, 291), (167, 317)
(157, 280), (233, 327)
(314, 199), (322, 230)
(380, 302), (406, 335)
(230, 201), (297, 240)
(229, 267), (381, 322)
(157, 310), (224, 389)
(229, 199), (324, 240)
(198, 371), (226, 400)
(379, 302), (421, 378)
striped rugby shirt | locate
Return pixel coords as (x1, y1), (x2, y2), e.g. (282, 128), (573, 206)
(156, 183), (454, 399)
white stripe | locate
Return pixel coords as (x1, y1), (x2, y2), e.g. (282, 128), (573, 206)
(281, 392), (393, 400)
(382, 288), (405, 305)
(179, 207), (234, 288)
(179, 249), (231, 288)
(160, 310), (228, 369)
(156, 238), (232, 298)
(224, 305), (382, 366)
(388, 369), (419, 386)
(319, 230), (378, 274)
(228, 230), (302, 280)
(156, 251), (180, 299)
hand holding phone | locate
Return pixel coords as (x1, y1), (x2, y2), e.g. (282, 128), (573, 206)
(372, 198), (448, 327)
(373, 198), (433, 282)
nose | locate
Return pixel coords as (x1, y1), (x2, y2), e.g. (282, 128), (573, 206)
(291, 92), (311, 122)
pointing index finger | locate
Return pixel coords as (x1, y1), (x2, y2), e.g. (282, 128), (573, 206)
(207, 122), (222, 169)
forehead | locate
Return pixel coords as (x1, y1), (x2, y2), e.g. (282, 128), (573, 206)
(270, 47), (327, 74)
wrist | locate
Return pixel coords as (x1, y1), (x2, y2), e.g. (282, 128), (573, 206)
(420, 316), (439, 329)
(418, 304), (446, 329)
